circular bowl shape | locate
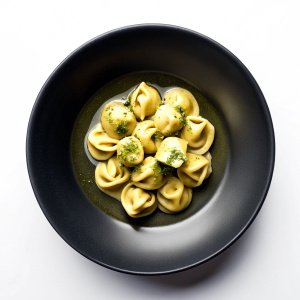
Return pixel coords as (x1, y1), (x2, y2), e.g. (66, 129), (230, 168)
(26, 24), (275, 275)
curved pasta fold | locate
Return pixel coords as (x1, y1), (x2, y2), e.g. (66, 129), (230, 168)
(164, 88), (199, 116)
(101, 102), (137, 139)
(203, 151), (213, 179)
(95, 156), (130, 189)
(181, 116), (215, 154)
(117, 136), (144, 167)
(157, 176), (192, 213)
(130, 82), (161, 120)
(155, 137), (188, 168)
(121, 182), (157, 218)
(154, 104), (184, 136)
(87, 124), (119, 160)
(177, 153), (210, 188)
(131, 157), (166, 190)
(132, 120), (163, 154)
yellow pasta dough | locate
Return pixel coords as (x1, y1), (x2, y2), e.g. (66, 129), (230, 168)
(181, 116), (215, 154)
(131, 156), (166, 190)
(86, 82), (215, 218)
(164, 88), (199, 116)
(132, 120), (163, 154)
(130, 82), (161, 120)
(101, 102), (137, 139)
(121, 182), (157, 218)
(117, 136), (144, 167)
(95, 156), (130, 189)
(155, 137), (188, 168)
(177, 153), (210, 188)
(154, 104), (184, 136)
(157, 176), (192, 214)
(203, 151), (213, 179)
(87, 124), (119, 160)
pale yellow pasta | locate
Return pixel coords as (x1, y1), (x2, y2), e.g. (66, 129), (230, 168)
(177, 153), (210, 188)
(155, 137), (188, 168)
(130, 82), (161, 120)
(132, 120), (163, 154)
(203, 151), (212, 179)
(117, 136), (144, 167)
(154, 104), (184, 136)
(87, 124), (119, 160)
(101, 102), (137, 139)
(88, 82), (215, 218)
(164, 88), (199, 116)
(181, 116), (215, 154)
(131, 157), (166, 190)
(121, 182), (157, 218)
(95, 156), (130, 189)
(157, 176), (192, 214)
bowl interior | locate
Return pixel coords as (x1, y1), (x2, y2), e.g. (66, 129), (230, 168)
(27, 25), (274, 274)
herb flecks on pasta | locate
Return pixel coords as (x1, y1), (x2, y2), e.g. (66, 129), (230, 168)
(87, 83), (215, 218)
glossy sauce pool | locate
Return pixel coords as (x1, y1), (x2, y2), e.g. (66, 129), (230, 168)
(71, 72), (229, 226)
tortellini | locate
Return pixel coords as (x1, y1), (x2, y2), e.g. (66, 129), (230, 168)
(181, 116), (215, 154)
(177, 153), (211, 188)
(87, 83), (215, 218)
(117, 136), (144, 167)
(87, 124), (119, 160)
(155, 137), (188, 168)
(130, 82), (162, 120)
(132, 120), (163, 154)
(157, 176), (192, 214)
(131, 156), (166, 190)
(121, 183), (157, 218)
(101, 102), (137, 139)
(164, 88), (199, 116)
(154, 104), (184, 136)
(95, 156), (130, 189)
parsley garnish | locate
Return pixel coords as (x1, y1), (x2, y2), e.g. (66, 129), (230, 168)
(133, 163), (144, 172)
(151, 160), (175, 177)
(117, 138), (140, 161)
(166, 149), (188, 166)
(154, 130), (164, 141)
(123, 97), (130, 106)
(114, 121), (129, 135)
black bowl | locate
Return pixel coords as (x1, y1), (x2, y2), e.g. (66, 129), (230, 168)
(26, 24), (275, 275)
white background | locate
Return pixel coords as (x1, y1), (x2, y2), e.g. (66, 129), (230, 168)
(1, 1), (299, 299)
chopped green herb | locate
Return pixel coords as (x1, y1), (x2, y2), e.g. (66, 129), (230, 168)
(175, 105), (185, 117)
(130, 156), (137, 162)
(151, 160), (175, 177)
(108, 118), (114, 123)
(166, 149), (188, 165)
(134, 133), (140, 140)
(126, 105), (133, 112)
(151, 160), (162, 177)
(122, 97), (130, 107)
(160, 163), (175, 176)
(117, 138), (140, 161)
(133, 163), (144, 172)
(114, 121), (129, 135)
(154, 130), (164, 141)
(119, 163), (125, 169)
(159, 102), (165, 107)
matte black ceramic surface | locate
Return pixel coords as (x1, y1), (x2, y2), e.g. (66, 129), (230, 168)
(27, 24), (275, 275)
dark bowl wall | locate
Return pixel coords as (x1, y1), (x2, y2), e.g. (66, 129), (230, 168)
(27, 25), (275, 274)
